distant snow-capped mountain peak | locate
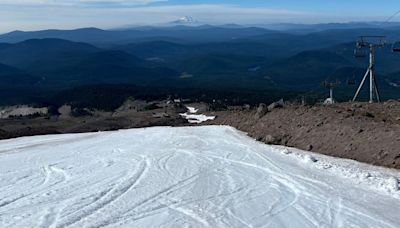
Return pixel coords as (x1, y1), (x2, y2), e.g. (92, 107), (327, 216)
(173, 16), (198, 24)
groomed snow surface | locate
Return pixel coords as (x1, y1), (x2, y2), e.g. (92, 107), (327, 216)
(0, 126), (399, 228)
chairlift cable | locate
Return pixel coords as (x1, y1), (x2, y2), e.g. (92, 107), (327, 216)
(379, 9), (400, 27)
(378, 9), (400, 52)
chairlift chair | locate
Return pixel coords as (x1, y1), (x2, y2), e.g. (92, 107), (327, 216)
(354, 49), (367, 58)
(356, 40), (366, 49)
(347, 77), (356, 85)
(393, 41), (400, 52)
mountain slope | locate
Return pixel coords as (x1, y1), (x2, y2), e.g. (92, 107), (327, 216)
(48, 50), (179, 86)
(265, 50), (353, 88)
(0, 26), (277, 44)
(0, 63), (40, 86)
(0, 38), (100, 72)
(116, 41), (189, 61)
(0, 28), (115, 44)
(0, 63), (45, 105)
(0, 39), (179, 87)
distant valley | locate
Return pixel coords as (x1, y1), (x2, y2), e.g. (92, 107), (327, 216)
(0, 24), (400, 109)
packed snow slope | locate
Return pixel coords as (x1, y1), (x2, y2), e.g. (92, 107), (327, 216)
(0, 126), (399, 228)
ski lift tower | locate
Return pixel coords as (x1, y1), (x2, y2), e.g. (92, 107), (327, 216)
(323, 80), (340, 104)
(352, 36), (386, 103)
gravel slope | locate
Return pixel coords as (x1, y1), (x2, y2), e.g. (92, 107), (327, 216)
(208, 101), (400, 169)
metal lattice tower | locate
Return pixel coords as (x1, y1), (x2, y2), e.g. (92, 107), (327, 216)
(352, 36), (386, 103)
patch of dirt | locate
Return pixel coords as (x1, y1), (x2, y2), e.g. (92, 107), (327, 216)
(0, 104), (188, 140)
(207, 101), (400, 169)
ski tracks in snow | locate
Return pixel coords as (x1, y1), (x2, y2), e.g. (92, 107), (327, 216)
(0, 126), (400, 227)
(55, 157), (150, 228)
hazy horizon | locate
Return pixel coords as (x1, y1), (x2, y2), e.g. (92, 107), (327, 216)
(2, 20), (400, 35)
(1, 0), (400, 33)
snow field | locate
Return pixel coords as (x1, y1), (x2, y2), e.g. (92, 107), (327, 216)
(0, 126), (399, 227)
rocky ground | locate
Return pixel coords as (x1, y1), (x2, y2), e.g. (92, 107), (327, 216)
(0, 102), (188, 140)
(206, 100), (400, 169)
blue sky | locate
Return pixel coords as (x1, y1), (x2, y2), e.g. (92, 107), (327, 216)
(0, 0), (399, 32)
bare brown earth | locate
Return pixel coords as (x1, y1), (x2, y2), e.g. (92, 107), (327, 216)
(1, 100), (400, 170)
(206, 101), (400, 169)
(0, 105), (187, 140)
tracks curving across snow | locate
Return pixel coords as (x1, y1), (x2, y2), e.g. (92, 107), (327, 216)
(0, 126), (399, 227)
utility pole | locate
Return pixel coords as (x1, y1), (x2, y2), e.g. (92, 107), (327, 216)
(352, 36), (385, 103)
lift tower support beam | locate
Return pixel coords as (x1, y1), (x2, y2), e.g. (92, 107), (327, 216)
(352, 36), (385, 103)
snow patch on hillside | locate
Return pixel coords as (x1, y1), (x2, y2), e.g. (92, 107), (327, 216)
(180, 106), (215, 123)
(271, 145), (400, 195)
(180, 113), (215, 123)
(187, 106), (199, 114)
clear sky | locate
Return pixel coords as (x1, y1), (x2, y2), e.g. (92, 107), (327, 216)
(0, 0), (400, 32)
